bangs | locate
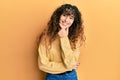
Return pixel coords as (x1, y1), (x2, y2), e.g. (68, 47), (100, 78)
(62, 8), (75, 17)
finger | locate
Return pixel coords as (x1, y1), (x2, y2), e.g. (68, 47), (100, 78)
(76, 62), (79, 65)
(66, 28), (69, 31)
(74, 66), (78, 69)
(66, 28), (69, 34)
(77, 62), (80, 65)
(73, 67), (77, 70)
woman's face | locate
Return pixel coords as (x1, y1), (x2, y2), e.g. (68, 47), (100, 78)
(59, 14), (74, 29)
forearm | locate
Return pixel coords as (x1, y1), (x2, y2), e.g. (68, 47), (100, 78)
(38, 56), (72, 74)
(60, 37), (80, 68)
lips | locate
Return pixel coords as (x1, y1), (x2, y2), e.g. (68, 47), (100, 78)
(62, 23), (67, 26)
(61, 21), (68, 26)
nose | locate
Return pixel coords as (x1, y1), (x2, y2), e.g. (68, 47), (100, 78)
(64, 16), (69, 22)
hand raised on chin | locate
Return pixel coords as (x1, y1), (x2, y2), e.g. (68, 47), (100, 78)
(58, 27), (69, 38)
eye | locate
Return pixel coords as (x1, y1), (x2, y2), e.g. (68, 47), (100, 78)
(63, 14), (65, 16)
(62, 14), (67, 17)
(69, 16), (74, 20)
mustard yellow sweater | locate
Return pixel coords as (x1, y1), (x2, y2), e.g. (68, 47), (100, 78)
(38, 36), (80, 74)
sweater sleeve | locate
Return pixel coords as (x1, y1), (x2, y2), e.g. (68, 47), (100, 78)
(38, 41), (72, 74)
(60, 37), (80, 69)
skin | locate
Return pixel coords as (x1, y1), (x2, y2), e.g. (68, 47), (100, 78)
(58, 14), (74, 38)
(58, 14), (80, 70)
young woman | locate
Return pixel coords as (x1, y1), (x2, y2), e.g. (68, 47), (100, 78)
(38, 4), (85, 80)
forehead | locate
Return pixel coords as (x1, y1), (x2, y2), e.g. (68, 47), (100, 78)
(62, 8), (75, 17)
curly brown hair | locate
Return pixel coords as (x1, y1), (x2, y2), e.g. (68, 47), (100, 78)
(39, 4), (85, 49)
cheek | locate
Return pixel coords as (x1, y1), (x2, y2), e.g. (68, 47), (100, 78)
(70, 20), (74, 25)
(59, 17), (63, 23)
(60, 16), (64, 20)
